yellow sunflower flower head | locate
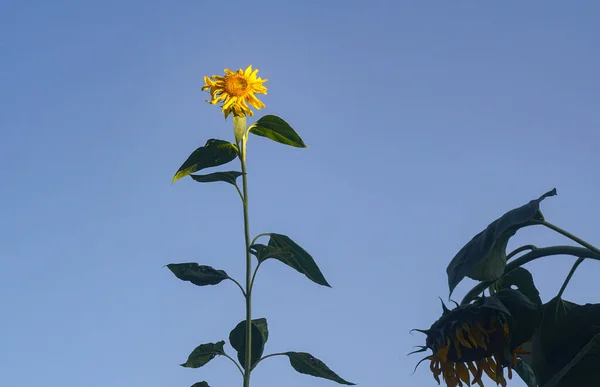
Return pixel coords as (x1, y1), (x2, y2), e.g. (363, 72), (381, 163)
(410, 298), (532, 387)
(202, 65), (268, 119)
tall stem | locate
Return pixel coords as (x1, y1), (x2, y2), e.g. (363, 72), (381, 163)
(238, 125), (253, 387)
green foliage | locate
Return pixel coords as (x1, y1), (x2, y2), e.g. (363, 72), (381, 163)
(248, 115), (307, 148)
(169, 72), (350, 387)
(514, 359), (537, 387)
(414, 188), (600, 387)
(249, 233), (331, 287)
(446, 188), (556, 296)
(491, 267), (542, 306)
(172, 139), (239, 183)
(490, 289), (538, 349)
(284, 352), (355, 385)
(531, 297), (600, 387)
(181, 341), (226, 368)
(229, 318), (269, 370)
(191, 171), (243, 186)
(167, 263), (229, 286)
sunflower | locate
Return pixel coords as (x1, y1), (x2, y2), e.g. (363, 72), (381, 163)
(202, 65), (268, 119)
(411, 299), (531, 387)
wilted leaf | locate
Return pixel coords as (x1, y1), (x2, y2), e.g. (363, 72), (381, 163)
(285, 352), (355, 385)
(181, 341), (225, 368)
(531, 297), (600, 387)
(492, 267), (542, 306)
(190, 171), (243, 186)
(229, 318), (268, 370)
(514, 358), (538, 387)
(167, 263), (229, 286)
(490, 289), (539, 350)
(249, 233), (330, 287)
(172, 139), (239, 183)
(446, 188), (556, 296)
(544, 333), (600, 387)
(248, 115), (307, 148)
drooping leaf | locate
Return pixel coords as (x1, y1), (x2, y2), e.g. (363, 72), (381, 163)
(531, 297), (600, 387)
(191, 383), (210, 387)
(492, 267), (542, 306)
(489, 289), (539, 350)
(543, 333), (600, 387)
(229, 318), (268, 370)
(514, 358), (538, 387)
(190, 171), (243, 186)
(248, 115), (307, 148)
(172, 139), (239, 183)
(249, 233), (330, 287)
(167, 263), (229, 286)
(446, 188), (557, 296)
(181, 341), (225, 368)
(284, 352), (355, 385)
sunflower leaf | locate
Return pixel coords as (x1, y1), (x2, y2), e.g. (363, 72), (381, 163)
(249, 115), (307, 148)
(543, 333), (600, 387)
(167, 263), (229, 286)
(249, 234), (330, 287)
(492, 267), (542, 306)
(446, 188), (557, 296)
(531, 297), (600, 387)
(190, 171), (243, 186)
(515, 358), (538, 387)
(181, 341), (225, 368)
(172, 139), (239, 184)
(191, 383), (210, 387)
(491, 289), (539, 349)
(229, 318), (268, 370)
(284, 352), (355, 385)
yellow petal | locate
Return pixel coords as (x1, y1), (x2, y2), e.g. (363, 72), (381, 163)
(455, 327), (473, 349)
(480, 359), (496, 381)
(463, 323), (478, 348)
(437, 339), (451, 362)
(456, 362), (471, 386)
(222, 96), (238, 109)
(453, 337), (463, 359)
(471, 327), (488, 350)
(430, 361), (442, 385)
(472, 362), (484, 387)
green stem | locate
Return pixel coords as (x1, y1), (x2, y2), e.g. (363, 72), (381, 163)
(238, 120), (253, 387)
(250, 261), (262, 294)
(460, 245), (600, 305)
(252, 352), (287, 370)
(537, 220), (600, 256)
(228, 277), (246, 297)
(506, 245), (537, 261)
(234, 182), (245, 205)
(223, 353), (245, 377)
(250, 233), (270, 247)
(557, 257), (585, 299)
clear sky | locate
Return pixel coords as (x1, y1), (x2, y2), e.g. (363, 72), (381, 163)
(1, 1), (599, 386)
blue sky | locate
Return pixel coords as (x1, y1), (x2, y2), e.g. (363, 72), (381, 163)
(1, 1), (599, 386)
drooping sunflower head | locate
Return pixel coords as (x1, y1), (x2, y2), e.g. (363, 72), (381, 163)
(411, 298), (531, 387)
(202, 65), (268, 119)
